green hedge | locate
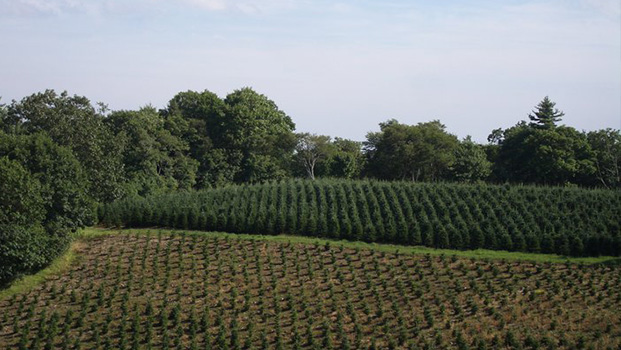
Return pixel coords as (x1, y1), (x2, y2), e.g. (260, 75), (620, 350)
(101, 179), (621, 257)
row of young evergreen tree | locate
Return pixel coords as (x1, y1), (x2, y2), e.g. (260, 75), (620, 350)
(100, 179), (621, 257)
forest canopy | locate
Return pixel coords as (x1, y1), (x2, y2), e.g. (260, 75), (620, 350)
(2, 90), (618, 196)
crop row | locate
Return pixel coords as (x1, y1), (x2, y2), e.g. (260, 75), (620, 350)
(1, 231), (619, 349)
(101, 179), (621, 256)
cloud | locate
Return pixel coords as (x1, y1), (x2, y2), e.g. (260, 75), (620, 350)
(581, 0), (621, 16)
(1, 0), (63, 15)
(184, 0), (227, 11)
(0, 0), (121, 17)
(0, 0), (303, 17)
(182, 0), (304, 14)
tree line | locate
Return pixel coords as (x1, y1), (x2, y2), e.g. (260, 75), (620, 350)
(0, 88), (619, 283)
(1, 90), (619, 199)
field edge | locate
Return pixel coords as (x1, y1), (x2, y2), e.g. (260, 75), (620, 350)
(0, 231), (83, 301)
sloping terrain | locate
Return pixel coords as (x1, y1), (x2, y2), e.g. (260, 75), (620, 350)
(1, 230), (619, 349)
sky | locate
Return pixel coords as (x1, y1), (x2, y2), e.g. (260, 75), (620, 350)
(0, 0), (619, 142)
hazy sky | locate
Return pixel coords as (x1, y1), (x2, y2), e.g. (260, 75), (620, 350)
(1, 0), (619, 142)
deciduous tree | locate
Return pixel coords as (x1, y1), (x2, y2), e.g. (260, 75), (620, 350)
(295, 133), (333, 180)
(6, 90), (125, 202)
(106, 106), (198, 196)
(451, 136), (492, 182)
(364, 119), (458, 181)
(223, 88), (296, 183)
(587, 128), (621, 188)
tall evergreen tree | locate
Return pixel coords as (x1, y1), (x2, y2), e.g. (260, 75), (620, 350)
(528, 96), (564, 129)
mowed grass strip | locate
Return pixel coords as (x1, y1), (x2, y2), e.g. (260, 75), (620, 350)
(1, 229), (619, 350)
(0, 237), (82, 302)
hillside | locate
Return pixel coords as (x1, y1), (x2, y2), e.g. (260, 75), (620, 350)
(1, 229), (619, 350)
(101, 179), (621, 257)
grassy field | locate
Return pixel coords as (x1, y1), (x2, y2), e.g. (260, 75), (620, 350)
(0, 228), (619, 349)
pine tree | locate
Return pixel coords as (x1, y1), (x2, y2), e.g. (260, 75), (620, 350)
(316, 183), (329, 237)
(555, 233), (571, 256)
(498, 230), (513, 251)
(197, 211), (208, 231)
(335, 184), (352, 239)
(230, 318), (240, 350)
(254, 195), (268, 235)
(188, 206), (199, 230)
(216, 323), (228, 350)
(541, 233), (555, 254)
(528, 96), (564, 129)
(296, 182), (309, 234)
(306, 186), (319, 236)
(434, 225), (450, 249)
(324, 184), (341, 238)
(525, 230), (541, 253)
(512, 232), (527, 252)
(160, 207), (170, 227)
(286, 181), (298, 234)
(447, 224), (462, 249)
(44, 311), (60, 350)
(275, 183), (287, 234)
(455, 330), (469, 350)
(322, 324), (333, 350)
(366, 184), (384, 241)
(340, 183), (361, 241)
(570, 235), (584, 256)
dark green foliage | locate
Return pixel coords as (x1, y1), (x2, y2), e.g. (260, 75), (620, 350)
(5, 90), (126, 202)
(364, 119), (459, 181)
(528, 96), (564, 129)
(586, 128), (621, 189)
(451, 136), (492, 182)
(0, 157), (50, 285)
(0, 133), (89, 285)
(491, 123), (596, 186)
(107, 106), (199, 195)
(0, 132), (94, 232)
(220, 88), (296, 184)
(102, 178), (620, 257)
